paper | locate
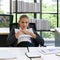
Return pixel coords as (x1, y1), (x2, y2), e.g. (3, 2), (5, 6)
(40, 48), (60, 54)
(25, 51), (41, 58)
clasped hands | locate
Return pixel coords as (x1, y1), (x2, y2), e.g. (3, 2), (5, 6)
(15, 29), (36, 39)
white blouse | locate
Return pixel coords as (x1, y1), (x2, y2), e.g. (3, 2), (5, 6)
(15, 28), (33, 44)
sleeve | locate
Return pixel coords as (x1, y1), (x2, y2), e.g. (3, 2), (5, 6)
(33, 31), (44, 46)
(6, 27), (17, 47)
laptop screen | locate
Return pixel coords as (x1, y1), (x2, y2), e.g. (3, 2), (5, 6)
(0, 14), (13, 28)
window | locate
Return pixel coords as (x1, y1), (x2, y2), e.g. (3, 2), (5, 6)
(42, 0), (57, 13)
(0, 0), (10, 14)
(42, 0), (57, 39)
(59, 14), (60, 27)
(12, 0), (59, 40)
(58, 0), (60, 27)
(42, 14), (57, 28)
(0, 0), (60, 42)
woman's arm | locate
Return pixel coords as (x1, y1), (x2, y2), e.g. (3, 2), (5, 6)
(7, 27), (17, 46)
(33, 31), (44, 46)
(21, 30), (36, 38)
(15, 30), (23, 39)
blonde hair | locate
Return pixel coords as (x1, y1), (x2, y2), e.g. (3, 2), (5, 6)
(19, 15), (29, 22)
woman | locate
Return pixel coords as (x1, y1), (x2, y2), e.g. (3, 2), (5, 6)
(7, 15), (44, 47)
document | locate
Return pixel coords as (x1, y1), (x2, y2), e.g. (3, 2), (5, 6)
(25, 51), (41, 58)
(39, 47), (60, 54)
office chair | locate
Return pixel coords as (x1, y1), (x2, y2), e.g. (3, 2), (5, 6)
(10, 23), (36, 31)
(7, 23), (44, 47)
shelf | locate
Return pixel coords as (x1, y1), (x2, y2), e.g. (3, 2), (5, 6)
(37, 29), (55, 32)
(13, 12), (41, 14)
(13, 1), (40, 13)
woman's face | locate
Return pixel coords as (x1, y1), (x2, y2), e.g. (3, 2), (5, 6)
(19, 17), (29, 29)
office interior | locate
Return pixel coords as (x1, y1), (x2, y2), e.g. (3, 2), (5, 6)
(0, 0), (60, 47)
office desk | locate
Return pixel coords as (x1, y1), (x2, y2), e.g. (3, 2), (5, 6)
(0, 28), (9, 47)
(0, 47), (60, 60)
(0, 48), (29, 60)
(28, 47), (60, 60)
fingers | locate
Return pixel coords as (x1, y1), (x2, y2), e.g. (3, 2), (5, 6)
(20, 30), (26, 34)
(15, 31), (23, 38)
(21, 30), (29, 34)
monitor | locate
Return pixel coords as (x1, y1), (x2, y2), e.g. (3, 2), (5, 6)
(0, 14), (13, 28)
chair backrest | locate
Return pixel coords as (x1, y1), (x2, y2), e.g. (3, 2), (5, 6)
(29, 23), (36, 31)
(10, 23), (36, 31)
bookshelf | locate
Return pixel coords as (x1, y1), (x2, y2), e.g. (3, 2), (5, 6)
(12, 0), (51, 31)
(29, 19), (50, 31)
(13, 0), (40, 13)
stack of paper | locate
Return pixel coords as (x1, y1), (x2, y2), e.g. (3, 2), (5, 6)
(29, 19), (50, 30)
(12, 1), (16, 12)
(34, 3), (40, 12)
(17, 1), (22, 12)
(36, 19), (50, 30)
(41, 20), (50, 30)
(39, 48), (60, 54)
(29, 19), (36, 23)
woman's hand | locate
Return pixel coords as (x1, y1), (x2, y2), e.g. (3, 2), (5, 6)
(15, 31), (23, 39)
(21, 30), (30, 34)
(21, 30), (36, 39)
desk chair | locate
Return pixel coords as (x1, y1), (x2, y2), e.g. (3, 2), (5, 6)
(10, 23), (36, 31)
(7, 23), (44, 47)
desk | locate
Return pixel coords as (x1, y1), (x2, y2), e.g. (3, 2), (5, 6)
(28, 47), (60, 60)
(0, 28), (9, 47)
(0, 47), (60, 60)
(0, 48), (29, 60)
